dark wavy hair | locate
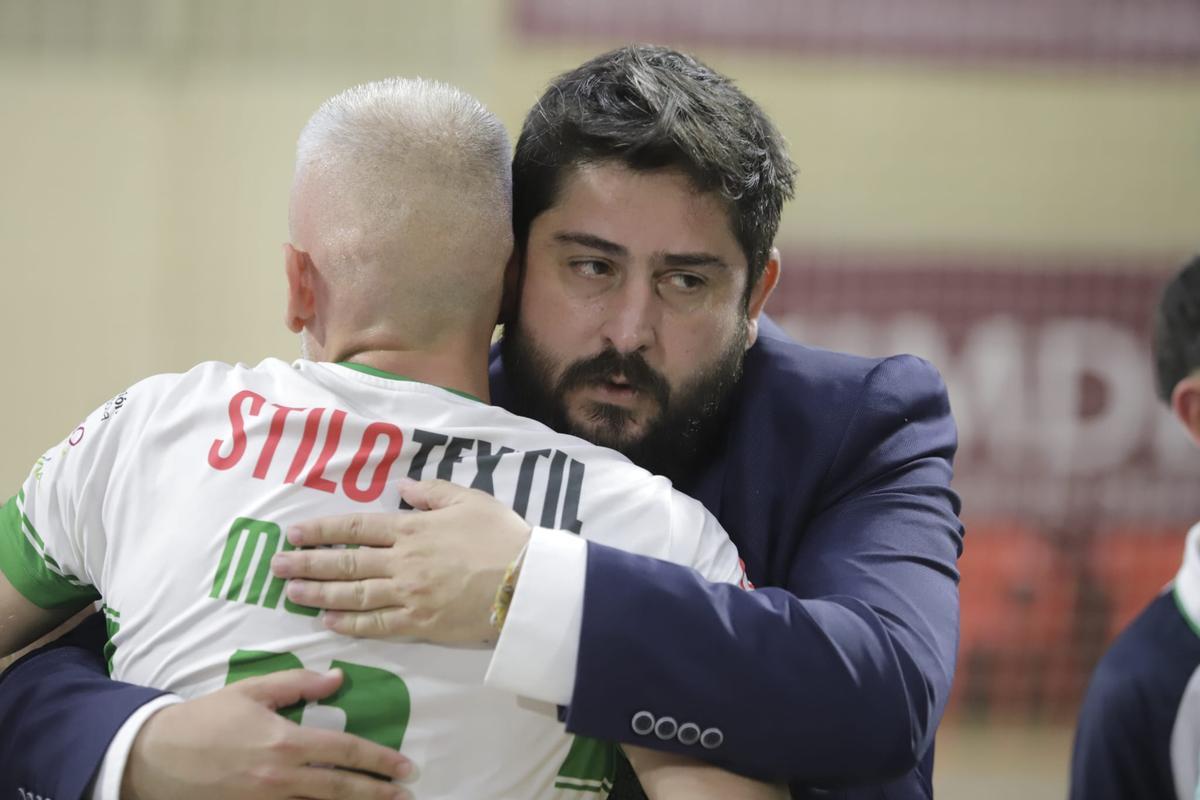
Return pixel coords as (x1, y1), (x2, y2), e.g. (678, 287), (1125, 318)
(1154, 255), (1200, 403)
(512, 45), (797, 293)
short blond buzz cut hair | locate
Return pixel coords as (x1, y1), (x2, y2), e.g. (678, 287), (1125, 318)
(289, 77), (513, 346)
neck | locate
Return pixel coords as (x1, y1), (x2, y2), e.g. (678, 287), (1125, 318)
(326, 338), (492, 403)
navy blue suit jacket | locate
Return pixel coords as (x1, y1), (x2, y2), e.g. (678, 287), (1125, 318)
(0, 319), (962, 798)
(493, 318), (963, 797)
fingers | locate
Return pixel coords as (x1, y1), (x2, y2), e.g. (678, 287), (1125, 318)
(236, 668), (345, 708)
(291, 765), (412, 800)
(273, 547), (394, 581)
(293, 726), (414, 784)
(286, 578), (404, 612)
(398, 478), (480, 511)
(322, 608), (417, 638)
(287, 513), (401, 549)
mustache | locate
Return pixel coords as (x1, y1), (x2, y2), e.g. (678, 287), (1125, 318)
(556, 348), (671, 409)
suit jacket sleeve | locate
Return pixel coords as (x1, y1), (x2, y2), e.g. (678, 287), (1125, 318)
(0, 612), (165, 800)
(562, 355), (963, 785)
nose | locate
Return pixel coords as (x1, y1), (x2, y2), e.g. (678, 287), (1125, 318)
(599, 276), (658, 354)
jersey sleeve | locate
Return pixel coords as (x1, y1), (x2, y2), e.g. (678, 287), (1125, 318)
(568, 453), (747, 587)
(666, 491), (747, 587)
(0, 381), (159, 609)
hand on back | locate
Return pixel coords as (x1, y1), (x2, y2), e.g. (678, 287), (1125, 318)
(123, 668), (413, 800)
(272, 479), (532, 643)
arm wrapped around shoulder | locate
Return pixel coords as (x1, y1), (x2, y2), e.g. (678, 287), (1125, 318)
(564, 354), (964, 786)
(0, 612), (167, 800)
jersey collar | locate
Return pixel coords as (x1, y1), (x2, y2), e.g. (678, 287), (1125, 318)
(334, 361), (484, 403)
(1172, 521), (1200, 638)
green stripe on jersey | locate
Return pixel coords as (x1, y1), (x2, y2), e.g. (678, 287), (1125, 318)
(554, 735), (616, 795)
(16, 492), (89, 587)
(335, 361), (484, 403)
(102, 604), (121, 673)
(1173, 584), (1200, 641)
(0, 493), (99, 609)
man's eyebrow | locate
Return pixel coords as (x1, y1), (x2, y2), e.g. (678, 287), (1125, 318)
(552, 232), (729, 270)
(552, 232), (628, 257)
(662, 252), (729, 269)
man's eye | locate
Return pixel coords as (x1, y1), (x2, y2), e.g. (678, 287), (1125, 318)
(665, 272), (706, 292)
(572, 260), (611, 277)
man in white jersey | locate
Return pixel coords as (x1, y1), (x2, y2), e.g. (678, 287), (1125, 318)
(0, 79), (783, 799)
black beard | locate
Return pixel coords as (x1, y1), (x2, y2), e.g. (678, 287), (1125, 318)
(500, 321), (746, 485)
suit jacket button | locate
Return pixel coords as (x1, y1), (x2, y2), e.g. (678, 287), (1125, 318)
(654, 716), (678, 740)
(631, 710), (656, 735)
(700, 727), (724, 749)
(677, 722), (701, 746)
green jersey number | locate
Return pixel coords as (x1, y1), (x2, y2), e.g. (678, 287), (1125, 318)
(226, 649), (616, 794)
(225, 649), (411, 751)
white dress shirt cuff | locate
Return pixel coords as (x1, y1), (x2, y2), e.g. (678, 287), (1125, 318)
(90, 694), (183, 800)
(484, 526), (587, 706)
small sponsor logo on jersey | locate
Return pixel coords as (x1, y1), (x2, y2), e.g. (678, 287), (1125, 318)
(100, 391), (129, 423)
(33, 453), (51, 482)
(68, 426), (85, 446)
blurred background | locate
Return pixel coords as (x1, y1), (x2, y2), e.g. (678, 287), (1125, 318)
(2, 1), (1200, 796)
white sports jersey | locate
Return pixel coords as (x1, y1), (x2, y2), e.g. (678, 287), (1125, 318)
(0, 359), (744, 799)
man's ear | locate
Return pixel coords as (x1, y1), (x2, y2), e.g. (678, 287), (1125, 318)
(744, 248), (781, 349)
(497, 248), (524, 326)
(283, 243), (316, 334)
(1171, 373), (1200, 447)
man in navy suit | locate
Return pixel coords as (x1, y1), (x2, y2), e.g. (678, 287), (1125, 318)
(0, 46), (962, 800)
